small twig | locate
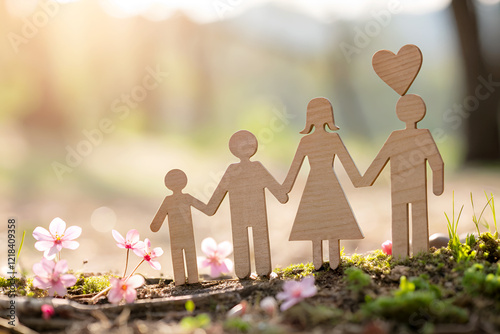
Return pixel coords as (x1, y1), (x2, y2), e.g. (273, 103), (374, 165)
(91, 287), (112, 304)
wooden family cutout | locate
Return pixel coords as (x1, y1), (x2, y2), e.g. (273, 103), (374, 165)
(150, 44), (444, 285)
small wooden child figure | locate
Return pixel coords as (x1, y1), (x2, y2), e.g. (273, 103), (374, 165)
(150, 169), (212, 286)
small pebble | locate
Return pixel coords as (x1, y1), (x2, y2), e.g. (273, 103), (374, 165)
(429, 233), (449, 249)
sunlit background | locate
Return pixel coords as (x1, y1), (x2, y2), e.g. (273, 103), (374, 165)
(1, 0), (500, 278)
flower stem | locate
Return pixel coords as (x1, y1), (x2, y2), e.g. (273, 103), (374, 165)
(123, 249), (129, 277)
(125, 259), (144, 282)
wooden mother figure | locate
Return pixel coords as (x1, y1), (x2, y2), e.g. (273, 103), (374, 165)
(283, 98), (364, 270)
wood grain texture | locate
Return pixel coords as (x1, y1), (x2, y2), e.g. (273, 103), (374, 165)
(359, 94), (444, 258)
(283, 98), (364, 270)
(372, 44), (422, 96)
(206, 130), (288, 278)
(150, 169), (212, 286)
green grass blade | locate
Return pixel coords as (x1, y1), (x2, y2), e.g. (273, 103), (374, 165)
(16, 230), (26, 264)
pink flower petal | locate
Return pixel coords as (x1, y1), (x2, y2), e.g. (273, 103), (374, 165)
(63, 226), (82, 240)
(217, 262), (229, 275)
(41, 258), (55, 272)
(44, 246), (58, 260)
(280, 298), (299, 311)
(144, 238), (151, 250)
(301, 285), (318, 298)
(124, 287), (137, 303)
(59, 274), (77, 287)
(201, 237), (217, 256)
(49, 218), (66, 236)
(33, 277), (51, 290)
(41, 304), (55, 320)
(381, 240), (392, 255)
(35, 241), (54, 252)
(223, 258), (234, 272)
(126, 229), (140, 243)
(132, 241), (145, 251)
(55, 243), (64, 252)
(61, 240), (79, 250)
(280, 280), (299, 295)
(107, 287), (123, 304)
(127, 275), (145, 289)
(210, 264), (223, 278)
(54, 260), (68, 276)
(152, 247), (163, 257)
(200, 258), (210, 268)
(148, 260), (161, 270)
(133, 248), (145, 257)
(33, 227), (53, 241)
(32, 262), (48, 277)
(217, 241), (233, 258)
(112, 230), (125, 245)
(52, 281), (67, 296)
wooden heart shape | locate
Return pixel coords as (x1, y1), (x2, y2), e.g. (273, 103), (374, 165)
(372, 44), (422, 96)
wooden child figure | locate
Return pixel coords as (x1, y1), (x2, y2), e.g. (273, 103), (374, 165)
(206, 130), (288, 278)
(360, 44), (444, 258)
(150, 169), (212, 286)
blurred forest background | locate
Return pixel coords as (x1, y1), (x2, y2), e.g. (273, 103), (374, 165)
(1, 0), (500, 278)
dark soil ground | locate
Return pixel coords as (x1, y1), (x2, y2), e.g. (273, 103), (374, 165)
(1, 234), (500, 334)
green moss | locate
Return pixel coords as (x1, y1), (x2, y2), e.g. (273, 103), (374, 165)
(344, 267), (372, 293)
(462, 263), (500, 298)
(342, 250), (391, 276)
(180, 314), (211, 331)
(361, 275), (468, 329)
(224, 317), (252, 333)
(274, 263), (315, 279)
(69, 275), (112, 294)
(283, 303), (343, 329)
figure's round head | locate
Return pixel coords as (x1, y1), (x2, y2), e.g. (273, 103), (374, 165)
(229, 130), (258, 160)
(301, 97), (339, 134)
(164, 169), (187, 192)
(396, 94), (426, 125)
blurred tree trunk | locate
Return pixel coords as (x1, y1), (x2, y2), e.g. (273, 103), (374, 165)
(451, 0), (500, 163)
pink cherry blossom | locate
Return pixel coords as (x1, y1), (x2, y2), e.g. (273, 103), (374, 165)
(41, 304), (55, 320)
(112, 229), (144, 251)
(32, 258), (77, 296)
(33, 218), (81, 260)
(133, 238), (163, 270)
(198, 237), (233, 278)
(381, 240), (392, 255)
(107, 275), (145, 304)
(276, 276), (317, 311)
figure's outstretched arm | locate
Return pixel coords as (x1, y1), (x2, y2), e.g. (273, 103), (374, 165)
(204, 171), (230, 216)
(335, 136), (363, 187)
(190, 196), (212, 215)
(422, 132), (444, 196)
(283, 141), (306, 193)
(258, 162), (288, 204)
(359, 138), (392, 187)
(150, 198), (168, 232)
